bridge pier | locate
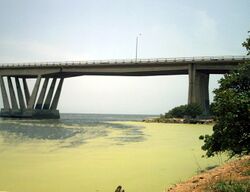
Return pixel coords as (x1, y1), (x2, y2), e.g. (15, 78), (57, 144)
(43, 78), (57, 110)
(22, 78), (30, 106)
(15, 77), (26, 109)
(0, 76), (64, 119)
(7, 77), (19, 110)
(35, 78), (49, 110)
(188, 64), (210, 114)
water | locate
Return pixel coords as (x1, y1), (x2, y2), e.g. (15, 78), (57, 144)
(0, 114), (153, 148)
(0, 114), (223, 192)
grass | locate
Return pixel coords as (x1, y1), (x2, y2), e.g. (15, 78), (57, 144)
(242, 159), (250, 167)
(208, 180), (250, 192)
(197, 164), (218, 174)
(243, 169), (250, 176)
(241, 159), (250, 176)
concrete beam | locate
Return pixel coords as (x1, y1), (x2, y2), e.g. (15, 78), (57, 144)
(35, 78), (49, 109)
(43, 78), (57, 110)
(0, 76), (10, 109)
(50, 78), (64, 110)
(27, 76), (41, 109)
(15, 77), (26, 109)
(0, 68), (62, 77)
(7, 77), (18, 109)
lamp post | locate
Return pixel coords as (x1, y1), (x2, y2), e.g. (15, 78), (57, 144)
(135, 33), (141, 62)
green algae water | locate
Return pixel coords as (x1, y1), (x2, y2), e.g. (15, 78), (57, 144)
(0, 114), (224, 192)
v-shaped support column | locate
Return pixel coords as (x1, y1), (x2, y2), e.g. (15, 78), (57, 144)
(43, 78), (57, 110)
(27, 75), (41, 109)
(0, 76), (10, 110)
(1, 75), (63, 119)
(15, 77), (26, 109)
(7, 77), (18, 110)
(50, 78), (64, 110)
(35, 78), (49, 109)
(22, 78), (30, 106)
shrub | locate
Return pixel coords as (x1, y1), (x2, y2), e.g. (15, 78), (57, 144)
(166, 105), (186, 118)
(200, 62), (250, 157)
(165, 103), (202, 118)
(185, 103), (203, 118)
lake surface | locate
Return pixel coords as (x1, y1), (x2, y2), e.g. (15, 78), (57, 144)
(0, 114), (224, 192)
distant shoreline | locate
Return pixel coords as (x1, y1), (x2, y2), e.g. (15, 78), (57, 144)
(143, 117), (214, 124)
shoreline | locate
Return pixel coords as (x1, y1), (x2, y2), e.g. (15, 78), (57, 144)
(143, 117), (214, 124)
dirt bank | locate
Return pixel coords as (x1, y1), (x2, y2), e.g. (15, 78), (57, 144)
(166, 156), (250, 192)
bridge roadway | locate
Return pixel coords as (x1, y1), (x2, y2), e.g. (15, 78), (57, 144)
(0, 55), (249, 119)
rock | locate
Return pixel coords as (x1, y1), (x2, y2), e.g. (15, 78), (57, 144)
(115, 185), (125, 192)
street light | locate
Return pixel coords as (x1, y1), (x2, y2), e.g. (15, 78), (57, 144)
(135, 33), (142, 62)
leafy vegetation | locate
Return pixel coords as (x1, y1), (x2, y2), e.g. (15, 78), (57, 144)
(165, 103), (202, 118)
(243, 170), (250, 176)
(242, 31), (250, 55)
(200, 33), (250, 158)
(208, 180), (250, 192)
(200, 62), (250, 157)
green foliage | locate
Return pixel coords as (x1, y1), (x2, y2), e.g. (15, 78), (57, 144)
(242, 31), (250, 55)
(208, 102), (216, 116)
(185, 103), (203, 118)
(200, 62), (250, 157)
(165, 105), (186, 118)
(165, 103), (202, 118)
(159, 114), (165, 119)
(209, 180), (250, 192)
(243, 170), (250, 176)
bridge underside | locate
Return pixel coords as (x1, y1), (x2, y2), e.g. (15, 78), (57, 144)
(0, 70), (214, 119)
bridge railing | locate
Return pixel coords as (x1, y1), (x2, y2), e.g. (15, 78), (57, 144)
(0, 55), (249, 67)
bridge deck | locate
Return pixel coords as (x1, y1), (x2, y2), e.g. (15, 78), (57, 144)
(0, 56), (249, 78)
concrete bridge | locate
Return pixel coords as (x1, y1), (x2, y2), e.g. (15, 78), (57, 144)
(0, 55), (249, 119)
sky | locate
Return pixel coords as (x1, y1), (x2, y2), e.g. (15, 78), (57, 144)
(0, 0), (249, 114)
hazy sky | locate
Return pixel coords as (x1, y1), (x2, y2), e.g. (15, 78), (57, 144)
(0, 0), (249, 114)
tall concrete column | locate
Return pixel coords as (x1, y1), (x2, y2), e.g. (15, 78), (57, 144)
(22, 78), (30, 106)
(0, 76), (10, 109)
(188, 63), (196, 104)
(201, 73), (209, 114)
(50, 78), (64, 110)
(194, 72), (209, 113)
(7, 77), (18, 109)
(188, 64), (210, 114)
(35, 78), (49, 109)
(15, 77), (26, 109)
(27, 75), (41, 109)
(43, 78), (57, 110)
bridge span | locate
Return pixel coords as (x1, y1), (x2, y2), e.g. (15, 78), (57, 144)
(0, 55), (249, 118)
